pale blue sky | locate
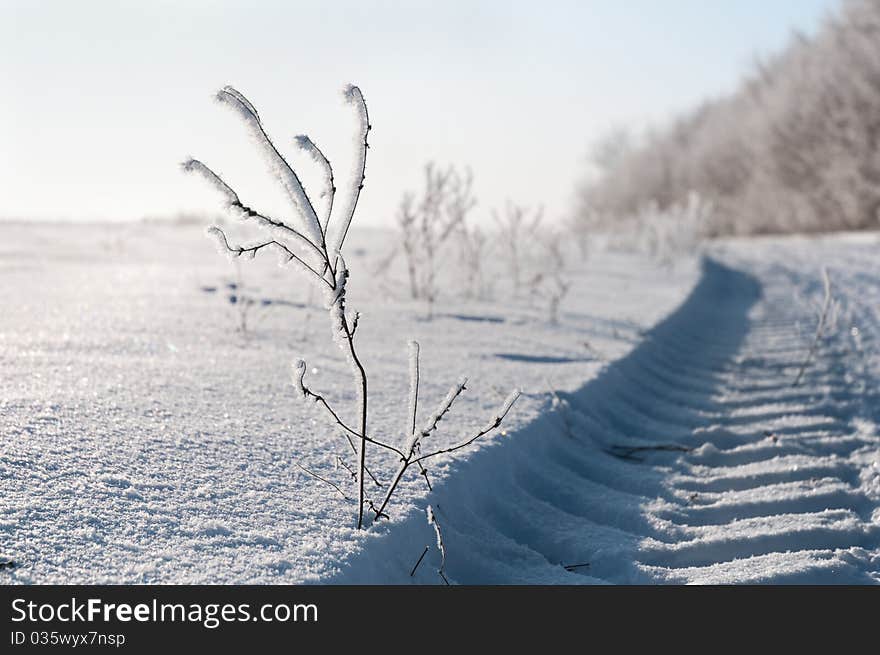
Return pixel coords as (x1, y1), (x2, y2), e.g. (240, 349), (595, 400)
(1, 0), (838, 225)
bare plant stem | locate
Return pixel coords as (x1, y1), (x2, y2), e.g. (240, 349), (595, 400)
(563, 562), (591, 572)
(295, 462), (349, 500)
(410, 546), (429, 577)
(410, 407), (517, 467)
(344, 434), (382, 488)
(188, 87), (520, 536)
(339, 320), (370, 529)
(427, 505), (450, 585)
(307, 390), (402, 458)
(370, 389), (519, 523)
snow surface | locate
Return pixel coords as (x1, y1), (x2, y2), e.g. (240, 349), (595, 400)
(1, 223), (879, 584)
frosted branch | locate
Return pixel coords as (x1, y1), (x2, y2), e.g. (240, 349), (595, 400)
(328, 84), (370, 257)
(291, 359), (404, 459)
(181, 158), (240, 207)
(371, 381), (518, 524)
(413, 389), (521, 465)
(206, 226), (330, 286)
(294, 134), (336, 237)
(426, 505), (449, 585)
(291, 359), (308, 399)
(216, 86), (323, 245)
(404, 341), (432, 490)
(407, 340), (420, 441)
(183, 159), (324, 262)
(344, 433), (383, 488)
(295, 462), (350, 501)
(419, 377), (468, 441)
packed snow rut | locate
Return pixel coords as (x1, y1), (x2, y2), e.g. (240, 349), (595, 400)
(331, 257), (880, 584)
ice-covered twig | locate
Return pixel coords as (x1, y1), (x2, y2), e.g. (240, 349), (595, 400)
(419, 377), (468, 440)
(370, 385), (519, 523)
(412, 389), (521, 465)
(294, 135), (335, 236)
(344, 433), (383, 488)
(206, 226), (329, 286)
(216, 86), (323, 245)
(291, 360), (404, 459)
(238, 209), (326, 262)
(407, 340), (420, 440)
(184, 158), (326, 263)
(404, 341), (431, 489)
(329, 84), (370, 259)
(293, 360), (401, 458)
(291, 359), (308, 399)
(426, 505), (449, 585)
(336, 301), (370, 529)
(189, 84), (377, 529)
(181, 158), (241, 207)
(188, 84), (515, 536)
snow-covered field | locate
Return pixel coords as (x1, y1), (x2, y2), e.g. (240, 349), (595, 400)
(2, 222), (879, 583)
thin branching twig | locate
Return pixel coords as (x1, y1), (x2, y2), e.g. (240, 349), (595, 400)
(426, 505), (450, 585)
(186, 85), (520, 536)
(410, 546), (429, 577)
(369, 357), (520, 522)
(186, 85), (374, 528)
(344, 433), (383, 488)
(295, 462), (349, 500)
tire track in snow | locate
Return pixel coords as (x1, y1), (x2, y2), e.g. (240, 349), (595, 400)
(327, 258), (880, 584)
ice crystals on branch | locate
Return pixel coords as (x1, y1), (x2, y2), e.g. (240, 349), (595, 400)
(291, 359), (308, 400)
(426, 505), (449, 585)
(184, 83), (519, 537)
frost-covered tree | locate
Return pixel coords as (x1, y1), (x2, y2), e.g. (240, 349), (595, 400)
(457, 222), (493, 300)
(493, 201), (543, 295)
(536, 228), (572, 325)
(574, 0), (880, 237)
(398, 163), (476, 317)
(184, 84), (519, 530)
